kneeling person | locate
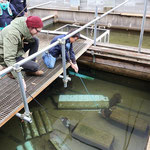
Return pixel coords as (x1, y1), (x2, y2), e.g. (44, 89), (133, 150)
(0, 16), (44, 79)
(42, 30), (80, 73)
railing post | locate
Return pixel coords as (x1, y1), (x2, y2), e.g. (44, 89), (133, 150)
(94, 6), (98, 46)
(107, 30), (110, 43)
(59, 38), (68, 88)
(138, 0), (148, 53)
(13, 64), (31, 122)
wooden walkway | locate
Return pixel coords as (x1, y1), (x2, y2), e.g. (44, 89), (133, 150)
(0, 33), (92, 127)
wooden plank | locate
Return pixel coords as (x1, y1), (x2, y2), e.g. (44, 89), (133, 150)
(96, 42), (150, 55)
(78, 56), (150, 81)
(80, 55), (150, 73)
(85, 50), (148, 65)
(120, 13), (150, 18)
(89, 46), (150, 62)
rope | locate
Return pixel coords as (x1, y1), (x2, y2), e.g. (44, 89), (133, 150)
(79, 77), (90, 95)
(26, 90), (61, 120)
(79, 76), (99, 108)
(15, 5), (27, 18)
(14, 79), (61, 120)
(123, 99), (144, 150)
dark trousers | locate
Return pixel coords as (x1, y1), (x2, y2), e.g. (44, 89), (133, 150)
(16, 37), (39, 72)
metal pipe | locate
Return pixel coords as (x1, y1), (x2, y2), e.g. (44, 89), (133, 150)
(107, 30), (110, 43)
(16, 113), (32, 123)
(138, 0), (148, 53)
(0, 66), (13, 77)
(41, 30), (92, 41)
(0, 0), (129, 77)
(60, 38), (67, 88)
(15, 64), (30, 116)
(94, 6), (98, 46)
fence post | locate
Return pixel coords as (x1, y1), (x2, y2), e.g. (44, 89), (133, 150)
(59, 38), (68, 88)
(138, 0), (148, 53)
(94, 6), (98, 46)
(14, 64), (31, 117)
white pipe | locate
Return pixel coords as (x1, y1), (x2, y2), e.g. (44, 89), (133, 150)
(16, 113), (32, 123)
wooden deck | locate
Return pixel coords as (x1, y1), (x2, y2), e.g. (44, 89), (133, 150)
(0, 33), (92, 127)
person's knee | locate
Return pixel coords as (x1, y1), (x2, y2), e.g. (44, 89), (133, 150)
(29, 62), (39, 72)
(48, 63), (55, 69)
(33, 37), (39, 46)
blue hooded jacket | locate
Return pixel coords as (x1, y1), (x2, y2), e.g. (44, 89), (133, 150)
(49, 34), (76, 64)
(9, 0), (27, 16)
(0, 2), (18, 30)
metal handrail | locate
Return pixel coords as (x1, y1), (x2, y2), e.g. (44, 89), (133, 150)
(0, 0), (129, 77)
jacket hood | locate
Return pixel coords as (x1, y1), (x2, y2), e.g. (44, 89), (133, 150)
(10, 17), (32, 40)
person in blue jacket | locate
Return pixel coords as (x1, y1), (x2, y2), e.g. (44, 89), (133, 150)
(9, 0), (27, 17)
(0, 0), (18, 30)
(42, 30), (80, 73)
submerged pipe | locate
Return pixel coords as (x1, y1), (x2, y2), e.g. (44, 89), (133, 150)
(68, 70), (94, 80)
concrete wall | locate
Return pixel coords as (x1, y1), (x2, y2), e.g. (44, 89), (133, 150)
(29, 8), (150, 32)
(27, 0), (150, 14)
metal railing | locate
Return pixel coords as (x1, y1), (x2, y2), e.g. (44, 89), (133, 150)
(0, 0), (130, 122)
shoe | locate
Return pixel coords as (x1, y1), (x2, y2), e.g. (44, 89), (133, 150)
(26, 70), (44, 76)
(7, 72), (15, 79)
(0, 66), (15, 79)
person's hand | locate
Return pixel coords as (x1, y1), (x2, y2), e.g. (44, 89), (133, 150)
(71, 63), (79, 73)
(22, 79), (27, 91)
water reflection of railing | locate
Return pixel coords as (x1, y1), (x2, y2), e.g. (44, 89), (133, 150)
(0, 0), (129, 123)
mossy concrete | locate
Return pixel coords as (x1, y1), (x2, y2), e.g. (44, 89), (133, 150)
(58, 95), (109, 109)
(72, 123), (114, 150)
(110, 107), (148, 132)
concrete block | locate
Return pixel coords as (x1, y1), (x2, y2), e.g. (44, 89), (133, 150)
(72, 123), (114, 150)
(29, 116), (39, 138)
(69, 119), (79, 132)
(49, 130), (98, 150)
(22, 121), (32, 140)
(58, 95), (109, 109)
(110, 107), (148, 132)
(16, 145), (25, 150)
(39, 109), (53, 133)
(33, 111), (46, 136)
(49, 130), (70, 150)
(24, 141), (34, 150)
(53, 119), (69, 135)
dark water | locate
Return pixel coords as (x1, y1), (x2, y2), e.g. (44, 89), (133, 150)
(1, 68), (150, 150)
(0, 25), (150, 150)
